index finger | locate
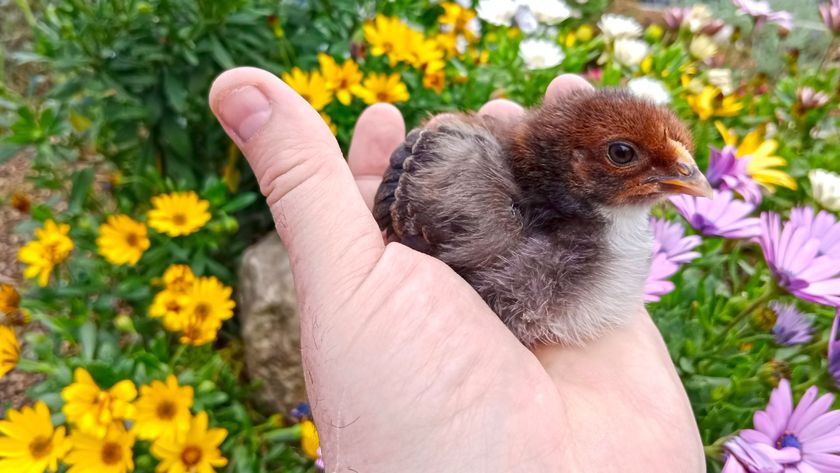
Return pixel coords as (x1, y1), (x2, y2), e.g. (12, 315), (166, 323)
(545, 74), (594, 103)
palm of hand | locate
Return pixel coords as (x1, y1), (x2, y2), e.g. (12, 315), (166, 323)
(210, 68), (704, 472)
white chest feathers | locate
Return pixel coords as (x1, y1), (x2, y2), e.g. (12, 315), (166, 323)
(550, 205), (653, 344)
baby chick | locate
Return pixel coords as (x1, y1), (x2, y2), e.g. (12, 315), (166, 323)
(373, 89), (712, 346)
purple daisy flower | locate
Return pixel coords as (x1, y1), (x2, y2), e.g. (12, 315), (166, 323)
(650, 217), (702, 264)
(721, 436), (795, 473)
(822, 0), (840, 35)
(759, 211), (840, 306)
(663, 7), (690, 30)
(706, 146), (763, 204)
(733, 0), (794, 31)
(670, 190), (761, 239)
(738, 379), (840, 471)
(644, 242), (680, 302)
(828, 311), (840, 388)
(770, 301), (813, 346)
(788, 207), (840, 257)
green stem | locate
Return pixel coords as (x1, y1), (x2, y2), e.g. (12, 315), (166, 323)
(820, 37), (838, 73)
(711, 282), (777, 346)
(262, 424), (303, 442)
(14, 0), (36, 27)
(169, 344), (187, 368)
(704, 433), (735, 460)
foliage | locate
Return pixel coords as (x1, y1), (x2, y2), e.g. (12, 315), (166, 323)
(1, 0), (840, 472)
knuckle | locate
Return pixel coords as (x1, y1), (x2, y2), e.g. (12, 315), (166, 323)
(259, 143), (337, 208)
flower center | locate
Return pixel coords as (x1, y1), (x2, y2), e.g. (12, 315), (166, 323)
(172, 213), (187, 226)
(157, 400), (177, 420)
(776, 270), (809, 291)
(29, 436), (53, 459)
(194, 303), (211, 319)
(125, 233), (139, 247)
(376, 91), (390, 101)
(688, 214), (715, 234)
(181, 445), (203, 466)
(776, 432), (802, 450)
(101, 442), (123, 465)
(44, 242), (64, 264)
(166, 300), (183, 313)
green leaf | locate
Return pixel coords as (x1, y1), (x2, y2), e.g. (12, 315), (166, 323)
(0, 142), (21, 164)
(209, 36), (235, 69)
(163, 69), (188, 113)
(68, 168), (95, 214)
(220, 192), (258, 212)
(79, 321), (97, 361)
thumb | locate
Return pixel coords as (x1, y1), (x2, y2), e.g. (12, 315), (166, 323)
(209, 67), (384, 307)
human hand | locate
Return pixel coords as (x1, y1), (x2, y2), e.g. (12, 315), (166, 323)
(209, 68), (705, 472)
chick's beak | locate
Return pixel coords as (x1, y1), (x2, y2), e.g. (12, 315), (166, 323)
(653, 139), (713, 198)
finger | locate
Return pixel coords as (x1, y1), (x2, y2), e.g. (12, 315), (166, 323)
(209, 67), (384, 306)
(478, 99), (525, 120)
(348, 103), (405, 209)
(545, 74), (594, 103)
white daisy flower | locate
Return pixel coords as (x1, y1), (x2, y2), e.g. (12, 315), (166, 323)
(598, 14), (643, 40)
(686, 5), (714, 32)
(519, 38), (565, 70)
(810, 169), (840, 211)
(613, 38), (648, 67)
(708, 68), (734, 96)
(689, 35), (718, 60)
(514, 5), (539, 33)
(627, 77), (671, 105)
(477, 0), (519, 26)
(520, 0), (572, 25)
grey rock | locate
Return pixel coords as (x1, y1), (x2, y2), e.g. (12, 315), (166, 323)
(238, 232), (307, 413)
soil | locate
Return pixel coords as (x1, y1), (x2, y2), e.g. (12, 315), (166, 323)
(0, 153), (46, 414)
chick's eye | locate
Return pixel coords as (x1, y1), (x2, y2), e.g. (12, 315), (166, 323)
(607, 142), (636, 165)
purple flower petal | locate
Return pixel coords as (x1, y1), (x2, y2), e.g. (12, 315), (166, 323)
(671, 191), (761, 239)
(760, 209), (840, 306)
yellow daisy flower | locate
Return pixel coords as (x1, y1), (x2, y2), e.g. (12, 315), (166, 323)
(715, 121), (798, 191)
(299, 420), (320, 460)
(176, 277), (235, 346)
(318, 54), (363, 106)
(423, 69), (446, 93)
(686, 86), (742, 121)
(151, 411), (228, 473)
(434, 32), (459, 58)
(133, 375), (194, 441)
(185, 277), (235, 324)
(0, 325), (19, 379)
(65, 424), (135, 473)
(62, 368), (138, 438)
(281, 68), (333, 111)
(363, 15), (407, 60)
(0, 283), (20, 315)
(410, 37), (446, 72)
(438, 2), (478, 43)
(162, 265), (195, 294)
(147, 192), (211, 237)
(355, 73), (410, 105)
(0, 401), (71, 473)
(18, 220), (74, 287)
(179, 315), (223, 346)
(97, 215), (151, 266)
(149, 290), (190, 332)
